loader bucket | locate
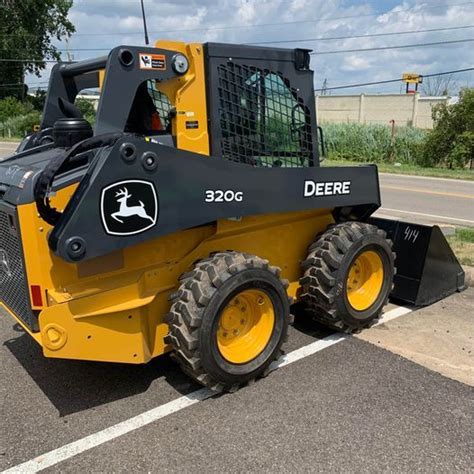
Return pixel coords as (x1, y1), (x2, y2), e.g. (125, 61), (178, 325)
(368, 217), (466, 306)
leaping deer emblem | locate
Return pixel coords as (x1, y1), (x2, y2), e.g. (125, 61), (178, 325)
(111, 187), (154, 224)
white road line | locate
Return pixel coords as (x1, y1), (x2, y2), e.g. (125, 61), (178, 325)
(3, 306), (413, 474)
(379, 172), (474, 184)
(378, 208), (474, 225)
(373, 306), (412, 326)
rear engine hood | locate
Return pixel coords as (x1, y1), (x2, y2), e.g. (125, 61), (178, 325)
(0, 147), (72, 205)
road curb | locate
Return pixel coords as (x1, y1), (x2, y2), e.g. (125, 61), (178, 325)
(462, 265), (474, 288)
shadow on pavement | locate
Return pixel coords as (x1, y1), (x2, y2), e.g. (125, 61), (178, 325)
(4, 324), (200, 417)
(291, 302), (334, 338)
(3, 304), (332, 417)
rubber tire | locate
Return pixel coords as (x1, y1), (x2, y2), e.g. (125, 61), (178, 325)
(300, 221), (395, 332)
(165, 252), (292, 392)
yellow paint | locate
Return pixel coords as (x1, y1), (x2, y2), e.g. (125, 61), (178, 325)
(217, 289), (275, 364)
(347, 250), (384, 311)
(98, 69), (106, 90)
(12, 199), (335, 363)
(17, 185), (79, 309)
(382, 185), (474, 200)
(287, 281), (301, 300)
(154, 41), (209, 156)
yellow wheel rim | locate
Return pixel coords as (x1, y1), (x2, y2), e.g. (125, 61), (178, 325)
(217, 289), (275, 364)
(346, 250), (384, 311)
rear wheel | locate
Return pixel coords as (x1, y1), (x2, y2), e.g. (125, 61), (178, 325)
(300, 222), (395, 332)
(166, 252), (292, 392)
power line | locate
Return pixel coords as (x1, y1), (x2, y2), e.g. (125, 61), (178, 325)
(314, 67), (474, 92)
(11, 67), (473, 91)
(4, 25), (473, 54)
(309, 38), (474, 55)
(0, 59), (59, 63)
(1, 1), (472, 37)
(249, 25), (474, 45)
(1, 37), (472, 64)
(0, 82), (48, 88)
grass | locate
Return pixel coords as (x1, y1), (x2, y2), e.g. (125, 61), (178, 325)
(322, 122), (426, 165)
(447, 228), (474, 266)
(323, 158), (474, 180)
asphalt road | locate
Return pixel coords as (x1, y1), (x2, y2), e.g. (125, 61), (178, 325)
(1, 293), (473, 472)
(0, 142), (17, 160)
(376, 173), (474, 227)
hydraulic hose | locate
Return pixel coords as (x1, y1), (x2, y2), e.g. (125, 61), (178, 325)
(34, 132), (125, 226)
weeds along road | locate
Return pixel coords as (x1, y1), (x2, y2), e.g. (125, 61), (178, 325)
(1, 141), (473, 226)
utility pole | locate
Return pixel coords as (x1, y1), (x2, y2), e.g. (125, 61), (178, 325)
(321, 78), (328, 96)
(140, 0), (150, 45)
(65, 36), (73, 62)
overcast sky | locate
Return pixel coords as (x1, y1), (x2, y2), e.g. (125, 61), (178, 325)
(27, 0), (474, 94)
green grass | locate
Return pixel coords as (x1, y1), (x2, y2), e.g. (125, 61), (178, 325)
(322, 122), (426, 165)
(323, 158), (474, 180)
(447, 228), (474, 266)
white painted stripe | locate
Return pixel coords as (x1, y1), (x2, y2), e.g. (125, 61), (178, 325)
(378, 208), (474, 225)
(380, 172), (474, 184)
(3, 306), (412, 473)
(2, 389), (213, 474)
(373, 306), (412, 326)
(272, 333), (347, 370)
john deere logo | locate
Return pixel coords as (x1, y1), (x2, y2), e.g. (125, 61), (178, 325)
(0, 249), (12, 282)
(100, 180), (158, 236)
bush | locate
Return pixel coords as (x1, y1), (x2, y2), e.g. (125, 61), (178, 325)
(0, 97), (33, 123)
(75, 98), (96, 125)
(420, 88), (474, 168)
(323, 122), (426, 164)
(0, 111), (41, 137)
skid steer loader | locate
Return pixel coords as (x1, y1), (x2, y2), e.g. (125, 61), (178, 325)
(0, 41), (465, 391)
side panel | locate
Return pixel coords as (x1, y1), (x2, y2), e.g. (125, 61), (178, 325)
(155, 41), (210, 156)
(38, 209), (334, 363)
(48, 138), (381, 262)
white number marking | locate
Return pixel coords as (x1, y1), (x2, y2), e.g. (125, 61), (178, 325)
(205, 190), (243, 203)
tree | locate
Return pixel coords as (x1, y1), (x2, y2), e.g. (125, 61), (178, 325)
(0, 0), (75, 99)
(420, 88), (474, 168)
(421, 74), (456, 96)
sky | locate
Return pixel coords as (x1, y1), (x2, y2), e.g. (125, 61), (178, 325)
(26, 0), (474, 95)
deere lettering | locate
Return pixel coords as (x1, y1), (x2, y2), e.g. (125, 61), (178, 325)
(304, 180), (351, 197)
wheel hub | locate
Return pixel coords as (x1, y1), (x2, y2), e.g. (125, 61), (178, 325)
(217, 289), (275, 364)
(346, 250), (384, 311)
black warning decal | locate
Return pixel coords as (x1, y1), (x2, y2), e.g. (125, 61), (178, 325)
(185, 121), (199, 129)
(139, 53), (166, 70)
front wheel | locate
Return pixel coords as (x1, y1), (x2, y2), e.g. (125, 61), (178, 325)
(165, 252), (292, 392)
(300, 222), (395, 332)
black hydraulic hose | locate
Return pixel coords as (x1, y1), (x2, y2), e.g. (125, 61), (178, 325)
(34, 132), (125, 226)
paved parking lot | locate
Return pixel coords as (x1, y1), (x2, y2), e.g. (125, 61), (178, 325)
(1, 290), (473, 473)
